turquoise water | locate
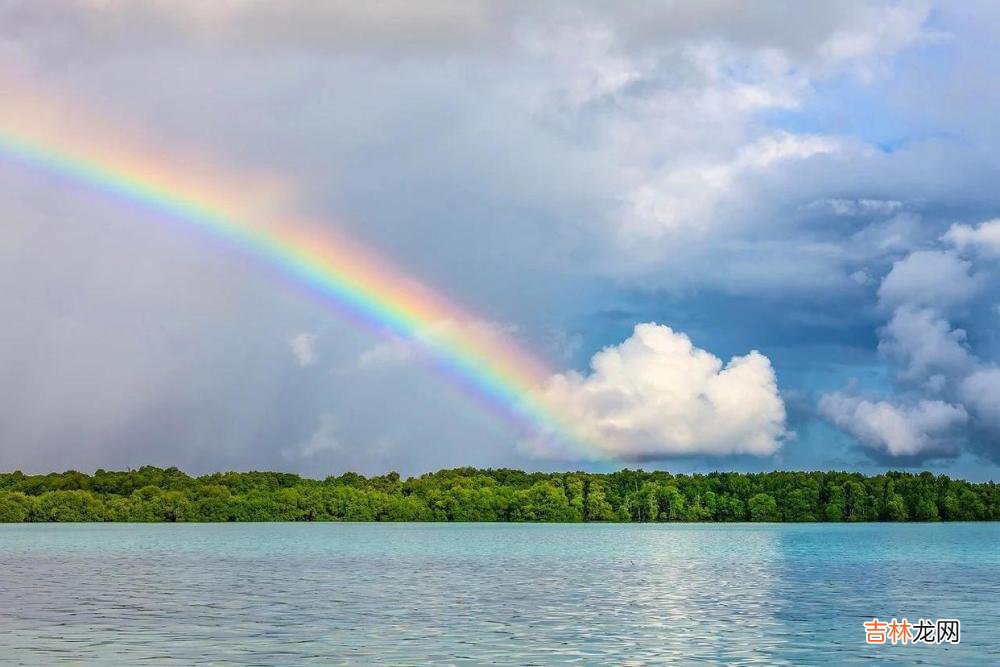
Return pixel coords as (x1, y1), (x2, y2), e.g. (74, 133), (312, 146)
(0, 523), (997, 664)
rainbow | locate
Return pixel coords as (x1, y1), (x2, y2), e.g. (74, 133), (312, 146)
(0, 77), (579, 450)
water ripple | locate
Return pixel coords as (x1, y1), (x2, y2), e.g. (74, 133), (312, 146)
(0, 523), (997, 664)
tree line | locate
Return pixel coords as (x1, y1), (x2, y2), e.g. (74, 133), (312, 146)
(0, 466), (996, 523)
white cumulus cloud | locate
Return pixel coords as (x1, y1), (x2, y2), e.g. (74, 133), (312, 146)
(529, 323), (787, 460)
(621, 131), (843, 241)
(877, 250), (983, 312)
(958, 367), (1000, 432)
(877, 306), (975, 383)
(944, 218), (1000, 256)
(822, 218), (1000, 463)
(818, 393), (967, 458)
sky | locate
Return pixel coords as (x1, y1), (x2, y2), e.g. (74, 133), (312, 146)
(1, 1), (999, 480)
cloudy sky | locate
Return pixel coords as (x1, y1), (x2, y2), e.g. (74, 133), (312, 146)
(1, 1), (999, 480)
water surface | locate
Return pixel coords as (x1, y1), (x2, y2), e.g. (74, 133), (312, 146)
(1, 523), (997, 664)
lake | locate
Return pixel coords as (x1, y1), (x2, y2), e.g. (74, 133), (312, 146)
(1, 523), (997, 664)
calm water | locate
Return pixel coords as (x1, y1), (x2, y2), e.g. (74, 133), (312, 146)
(0, 523), (997, 665)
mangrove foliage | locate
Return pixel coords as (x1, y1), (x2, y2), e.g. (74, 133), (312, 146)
(0, 467), (997, 523)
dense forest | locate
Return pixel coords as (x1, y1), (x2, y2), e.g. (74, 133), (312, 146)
(0, 467), (997, 523)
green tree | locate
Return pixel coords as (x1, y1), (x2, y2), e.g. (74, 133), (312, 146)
(657, 484), (687, 521)
(748, 493), (779, 522)
(843, 481), (874, 522)
(0, 491), (31, 522)
(823, 483), (845, 522)
(512, 482), (578, 522)
(783, 487), (818, 522)
(956, 488), (986, 520)
(584, 481), (616, 521)
(0, 466), (993, 523)
(31, 490), (106, 522)
(912, 497), (940, 521)
(714, 495), (746, 521)
(884, 493), (908, 521)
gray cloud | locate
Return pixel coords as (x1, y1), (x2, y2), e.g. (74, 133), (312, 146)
(0, 2), (999, 475)
(821, 215), (1000, 463)
(818, 393), (967, 459)
(288, 332), (318, 367)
